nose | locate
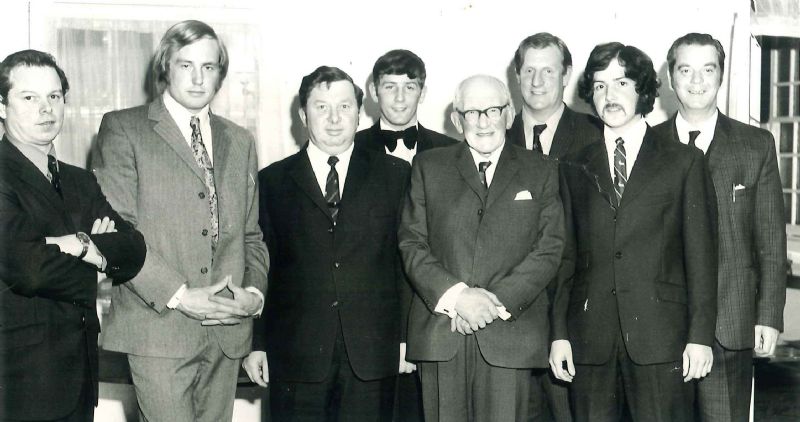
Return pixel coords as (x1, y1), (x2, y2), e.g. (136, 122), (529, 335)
(328, 107), (341, 123)
(605, 85), (618, 102)
(477, 111), (491, 128)
(532, 70), (543, 87)
(191, 66), (203, 86)
(395, 88), (405, 102)
(39, 98), (52, 114)
(690, 70), (703, 84)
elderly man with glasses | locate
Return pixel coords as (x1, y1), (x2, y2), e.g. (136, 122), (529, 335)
(398, 74), (565, 422)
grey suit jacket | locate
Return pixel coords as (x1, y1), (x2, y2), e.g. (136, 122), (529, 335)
(653, 113), (786, 350)
(91, 97), (268, 358)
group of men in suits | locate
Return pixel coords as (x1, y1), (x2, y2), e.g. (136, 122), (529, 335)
(0, 20), (786, 422)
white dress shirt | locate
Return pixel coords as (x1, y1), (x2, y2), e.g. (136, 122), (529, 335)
(380, 119), (418, 163)
(163, 91), (214, 165)
(522, 102), (565, 155)
(603, 117), (647, 181)
(675, 110), (718, 154)
(306, 140), (354, 198)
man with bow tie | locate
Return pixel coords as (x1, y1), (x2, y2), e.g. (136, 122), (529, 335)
(354, 48), (457, 421)
(653, 33), (786, 422)
(355, 49), (457, 164)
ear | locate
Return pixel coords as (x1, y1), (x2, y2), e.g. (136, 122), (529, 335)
(369, 82), (379, 103)
(563, 66), (573, 87)
(298, 107), (307, 127)
(667, 69), (676, 92)
(418, 85), (427, 104)
(450, 111), (464, 134)
(0, 98), (6, 121)
(504, 104), (515, 130)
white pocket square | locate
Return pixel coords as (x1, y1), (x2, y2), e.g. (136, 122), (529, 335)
(514, 190), (533, 200)
(734, 184), (746, 190)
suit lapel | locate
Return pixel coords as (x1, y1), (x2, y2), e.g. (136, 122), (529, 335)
(148, 98), (205, 181)
(455, 143), (487, 203)
(550, 107), (576, 158)
(210, 114), (231, 186)
(289, 147), (333, 222)
(706, 114), (739, 196)
(486, 145), (520, 209)
(507, 114), (526, 148)
(341, 147), (370, 203)
(580, 141), (617, 209)
(618, 129), (666, 209)
(417, 124), (434, 153)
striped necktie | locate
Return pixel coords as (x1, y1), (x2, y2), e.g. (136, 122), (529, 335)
(325, 156), (341, 223)
(613, 137), (627, 205)
(532, 124), (546, 152)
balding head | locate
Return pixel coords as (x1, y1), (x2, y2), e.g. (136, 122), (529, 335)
(451, 75), (514, 155)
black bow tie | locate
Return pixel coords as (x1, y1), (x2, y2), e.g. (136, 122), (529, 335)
(380, 126), (418, 152)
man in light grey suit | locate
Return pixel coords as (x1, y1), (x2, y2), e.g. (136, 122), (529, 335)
(91, 20), (268, 422)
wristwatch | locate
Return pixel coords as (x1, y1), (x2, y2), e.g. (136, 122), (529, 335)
(76, 232), (90, 259)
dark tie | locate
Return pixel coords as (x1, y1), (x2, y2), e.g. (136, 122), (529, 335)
(189, 116), (219, 247)
(532, 124), (547, 152)
(478, 161), (492, 189)
(380, 126), (419, 152)
(613, 137), (627, 205)
(47, 154), (62, 197)
(325, 156), (341, 223)
(688, 130), (701, 148)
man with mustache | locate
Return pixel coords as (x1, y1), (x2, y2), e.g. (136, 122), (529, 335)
(550, 42), (717, 421)
(653, 33), (786, 422)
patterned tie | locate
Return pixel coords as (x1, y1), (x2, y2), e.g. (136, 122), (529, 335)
(532, 124), (547, 152)
(325, 156), (341, 223)
(47, 154), (62, 197)
(189, 116), (219, 247)
(613, 137), (627, 206)
(478, 161), (492, 189)
(688, 130), (701, 148)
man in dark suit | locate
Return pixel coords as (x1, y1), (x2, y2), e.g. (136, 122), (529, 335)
(91, 21), (268, 422)
(550, 43), (717, 422)
(653, 33), (786, 422)
(354, 48), (456, 422)
(356, 49), (457, 164)
(0, 50), (145, 422)
(242, 66), (410, 421)
(508, 33), (602, 160)
(399, 74), (565, 422)
(509, 32), (603, 422)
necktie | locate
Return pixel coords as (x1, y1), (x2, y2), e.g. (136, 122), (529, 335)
(478, 161), (492, 189)
(325, 156), (341, 223)
(613, 137), (627, 205)
(189, 116), (219, 246)
(688, 130), (701, 148)
(380, 126), (418, 152)
(47, 154), (62, 197)
(532, 124), (547, 152)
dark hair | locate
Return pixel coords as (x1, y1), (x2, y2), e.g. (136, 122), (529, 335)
(578, 42), (660, 116)
(299, 66), (364, 109)
(151, 20), (229, 94)
(0, 50), (69, 105)
(513, 32), (572, 74)
(371, 49), (427, 88)
(666, 32), (726, 79)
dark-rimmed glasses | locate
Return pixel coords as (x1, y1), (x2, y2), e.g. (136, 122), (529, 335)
(456, 104), (509, 124)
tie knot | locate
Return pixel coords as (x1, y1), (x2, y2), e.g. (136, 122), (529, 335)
(47, 154), (57, 168)
(190, 116), (200, 130)
(328, 155), (339, 167)
(533, 124), (547, 137)
(688, 130), (701, 144)
(615, 137), (624, 146)
(478, 161), (492, 173)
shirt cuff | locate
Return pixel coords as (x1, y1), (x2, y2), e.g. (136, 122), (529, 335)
(435, 282), (469, 318)
(244, 287), (265, 316)
(166, 284), (188, 309)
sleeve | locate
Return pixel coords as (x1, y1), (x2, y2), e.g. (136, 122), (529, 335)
(240, 135), (269, 295)
(550, 163), (576, 341)
(251, 168), (274, 352)
(754, 131), (787, 331)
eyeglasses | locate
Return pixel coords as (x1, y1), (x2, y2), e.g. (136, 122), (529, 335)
(456, 104), (509, 124)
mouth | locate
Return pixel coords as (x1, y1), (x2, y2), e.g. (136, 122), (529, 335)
(391, 107), (407, 113)
(326, 128), (344, 136)
(186, 90), (206, 97)
(603, 104), (624, 113)
(687, 89), (706, 95)
(37, 120), (56, 127)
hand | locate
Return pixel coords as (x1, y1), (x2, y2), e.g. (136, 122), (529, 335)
(45, 233), (104, 269)
(242, 351), (269, 387)
(549, 339), (575, 382)
(754, 325), (779, 356)
(90, 216), (117, 234)
(682, 343), (713, 382)
(207, 278), (262, 316)
(176, 276), (249, 325)
(450, 315), (474, 335)
(399, 343), (417, 374)
(454, 287), (503, 331)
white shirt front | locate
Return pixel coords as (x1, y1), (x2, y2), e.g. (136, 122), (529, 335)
(380, 119), (418, 163)
(603, 117), (647, 181)
(306, 140), (354, 198)
(522, 102), (565, 155)
(163, 91), (214, 165)
(675, 110), (718, 154)
(467, 142), (504, 187)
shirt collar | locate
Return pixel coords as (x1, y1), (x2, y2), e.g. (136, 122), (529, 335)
(603, 116), (647, 146)
(522, 102), (565, 128)
(306, 139), (355, 167)
(468, 141), (504, 167)
(5, 134), (55, 178)
(675, 109), (718, 152)
(378, 119), (418, 132)
(163, 90), (211, 130)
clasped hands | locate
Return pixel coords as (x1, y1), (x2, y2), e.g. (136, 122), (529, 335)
(449, 287), (504, 335)
(177, 275), (262, 326)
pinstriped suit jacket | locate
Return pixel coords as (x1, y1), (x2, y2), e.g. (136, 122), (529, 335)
(91, 97), (268, 359)
(654, 113), (786, 350)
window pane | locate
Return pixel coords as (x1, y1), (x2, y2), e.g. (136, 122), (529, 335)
(780, 123), (795, 152)
(784, 193), (793, 223)
(794, 84), (800, 116)
(778, 86), (790, 116)
(780, 157), (794, 189)
(779, 48), (791, 82)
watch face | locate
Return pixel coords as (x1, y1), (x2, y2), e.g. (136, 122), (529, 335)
(77, 232), (90, 243)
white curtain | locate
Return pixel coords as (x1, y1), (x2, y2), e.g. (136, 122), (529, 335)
(51, 18), (260, 168)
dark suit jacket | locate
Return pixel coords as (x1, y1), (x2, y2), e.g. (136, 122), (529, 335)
(653, 113), (786, 350)
(355, 122), (458, 153)
(506, 105), (603, 158)
(554, 127), (717, 365)
(255, 145), (410, 383)
(91, 98), (268, 360)
(0, 138), (145, 420)
(399, 142), (564, 369)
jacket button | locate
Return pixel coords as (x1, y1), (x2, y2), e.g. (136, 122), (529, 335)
(201, 267), (208, 274)
(331, 301), (339, 308)
(615, 251), (622, 259)
(334, 262), (340, 269)
(328, 227), (334, 233)
(477, 209), (483, 216)
(199, 192), (206, 199)
(611, 288), (616, 295)
(202, 229), (208, 236)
